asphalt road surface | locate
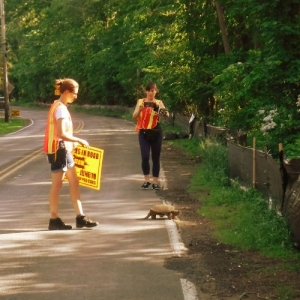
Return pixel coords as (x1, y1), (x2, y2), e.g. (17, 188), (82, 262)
(0, 107), (198, 300)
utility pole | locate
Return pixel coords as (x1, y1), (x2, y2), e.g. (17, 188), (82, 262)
(0, 0), (9, 122)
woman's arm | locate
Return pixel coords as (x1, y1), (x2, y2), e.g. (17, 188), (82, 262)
(159, 101), (170, 118)
(57, 118), (89, 147)
(132, 100), (144, 119)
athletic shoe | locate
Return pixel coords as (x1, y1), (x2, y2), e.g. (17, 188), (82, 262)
(48, 217), (72, 230)
(152, 183), (161, 190)
(76, 215), (99, 228)
(141, 182), (151, 189)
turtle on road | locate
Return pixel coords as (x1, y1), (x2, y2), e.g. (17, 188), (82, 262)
(142, 204), (179, 220)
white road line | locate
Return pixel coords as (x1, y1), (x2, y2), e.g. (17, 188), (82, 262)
(181, 279), (199, 300)
(160, 166), (199, 300)
(164, 218), (186, 257)
(5, 118), (34, 135)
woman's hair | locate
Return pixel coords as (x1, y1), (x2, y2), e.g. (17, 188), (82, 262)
(55, 78), (79, 95)
(145, 81), (159, 93)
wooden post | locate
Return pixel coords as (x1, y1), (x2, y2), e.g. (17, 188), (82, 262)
(252, 137), (256, 188)
(0, 0), (9, 122)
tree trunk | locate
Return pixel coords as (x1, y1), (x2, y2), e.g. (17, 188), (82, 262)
(215, 1), (230, 54)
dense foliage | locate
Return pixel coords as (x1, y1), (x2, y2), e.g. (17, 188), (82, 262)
(4, 0), (300, 156)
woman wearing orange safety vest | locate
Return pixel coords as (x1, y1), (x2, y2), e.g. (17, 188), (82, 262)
(43, 78), (98, 230)
(133, 81), (170, 190)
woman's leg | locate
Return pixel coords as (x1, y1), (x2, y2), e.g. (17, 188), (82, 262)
(48, 151), (97, 229)
(139, 132), (151, 180)
(151, 132), (163, 184)
(49, 171), (65, 218)
(65, 166), (84, 216)
(66, 167), (98, 228)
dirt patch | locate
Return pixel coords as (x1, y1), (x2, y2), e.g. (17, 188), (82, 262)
(159, 142), (300, 300)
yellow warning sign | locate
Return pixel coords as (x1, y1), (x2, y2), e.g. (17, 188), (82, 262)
(73, 146), (104, 190)
(11, 110), (20, 116)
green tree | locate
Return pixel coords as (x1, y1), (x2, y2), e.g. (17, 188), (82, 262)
(5, 0), (300, 156)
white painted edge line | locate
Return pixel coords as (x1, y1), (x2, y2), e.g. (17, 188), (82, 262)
(180, 278), (199, 300)
(5, 118), (34, 136)
(164, 217), (186, 257)
(160, 166), (185, 257)
(160, 166), (199, 300)
(164, 206), (199, 300)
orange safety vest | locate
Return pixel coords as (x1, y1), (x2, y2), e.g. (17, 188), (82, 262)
(135, 99), (161, 132)
(43, 100), (62, 153)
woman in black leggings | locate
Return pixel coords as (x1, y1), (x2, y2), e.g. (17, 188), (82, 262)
(133, 82), (169, 190)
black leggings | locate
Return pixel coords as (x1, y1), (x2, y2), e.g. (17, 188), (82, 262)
(138, 128), (163, 178)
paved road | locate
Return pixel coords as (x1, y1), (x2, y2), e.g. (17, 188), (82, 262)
(0, 107), (198, 300)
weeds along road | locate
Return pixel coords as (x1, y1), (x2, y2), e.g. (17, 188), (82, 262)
(0, 107), (197, 300)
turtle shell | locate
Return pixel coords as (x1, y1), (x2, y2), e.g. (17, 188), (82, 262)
(151, 204), (175, 214)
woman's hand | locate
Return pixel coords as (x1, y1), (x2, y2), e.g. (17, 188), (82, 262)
(160, 108), (169, 117)
(78, 138), (89, 148)
(139, 103), (144, 112)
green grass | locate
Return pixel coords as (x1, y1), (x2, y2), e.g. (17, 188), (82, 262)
(166, 137), (202, 157)
(275, 285), (298, 300)
(170, 138), (300, 259)
(0, 117), (28, 135)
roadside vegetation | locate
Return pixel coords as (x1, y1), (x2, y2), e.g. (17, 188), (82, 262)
(0, 117), (28, 135)
(171, 137), (300, 260)
(171, 137), (300, 299)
